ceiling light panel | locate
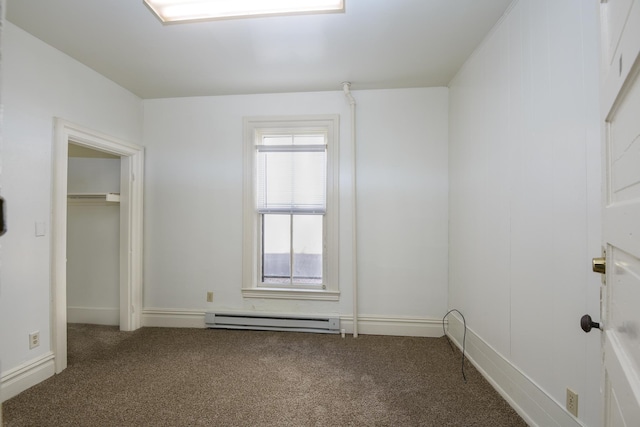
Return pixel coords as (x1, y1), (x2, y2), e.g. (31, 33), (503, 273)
(144, 0), (345, 23)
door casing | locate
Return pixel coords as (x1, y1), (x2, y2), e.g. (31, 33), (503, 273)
(51, 118), (144, 373)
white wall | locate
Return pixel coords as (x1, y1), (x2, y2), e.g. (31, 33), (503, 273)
(0, 22), (142, 394)
(356, 90), (449, 319)
(448, 0), (601, 425)
(142, 88), (449, 329)
(67, 157), (121, 194)
(67, 157), (121, 325)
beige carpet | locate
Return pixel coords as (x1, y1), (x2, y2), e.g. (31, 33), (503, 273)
(3, 324), (527, 426)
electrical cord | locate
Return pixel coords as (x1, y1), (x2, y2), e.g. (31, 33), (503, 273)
(442, 309), (467, 383)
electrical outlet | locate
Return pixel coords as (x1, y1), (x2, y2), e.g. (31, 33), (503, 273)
(566, 388), (578, 417)
(29, 331), (40, 349)
(206, 291), (214, 302)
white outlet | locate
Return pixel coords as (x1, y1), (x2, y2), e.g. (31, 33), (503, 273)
(29, 331), (40, 349)
(566, 388), (578, 417)
(206, 291), (214, 302)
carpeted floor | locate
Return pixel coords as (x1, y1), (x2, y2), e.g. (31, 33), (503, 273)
(3, 324), (527, 426)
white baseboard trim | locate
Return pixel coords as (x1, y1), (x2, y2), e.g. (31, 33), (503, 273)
(142, 309), (444, 337)
(1, 352), (55, 403)
(446, 314), (584, 427)
(339, 315), (444, 337)
(142, 308), (206, 328)
(67, 306), (119, 326)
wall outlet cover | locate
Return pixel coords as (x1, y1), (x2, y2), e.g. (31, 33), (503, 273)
(566, 388), (578, 417)
(29, 331), (40, 349)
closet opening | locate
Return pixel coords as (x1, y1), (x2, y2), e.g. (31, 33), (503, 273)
(67, 145), (121, 327)
(51, 119), (144, 374)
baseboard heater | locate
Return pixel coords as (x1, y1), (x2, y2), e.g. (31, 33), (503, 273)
(205, 312), (340, 334)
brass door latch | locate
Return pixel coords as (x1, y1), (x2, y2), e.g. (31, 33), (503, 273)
(592, 257), (605, 274)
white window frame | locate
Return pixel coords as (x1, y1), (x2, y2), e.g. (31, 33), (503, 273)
(242, 115), (340, 300)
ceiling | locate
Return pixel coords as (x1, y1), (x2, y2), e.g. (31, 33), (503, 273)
(7, 0), (512, 99)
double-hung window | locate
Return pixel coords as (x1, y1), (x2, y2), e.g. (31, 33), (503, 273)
(243, 116), (339, 300)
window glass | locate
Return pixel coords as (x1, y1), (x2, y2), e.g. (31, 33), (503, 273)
(292, 215), (323, 284)
(262, 214), (291, 284)
(262, 135), (293, 145)
(261, 214), (323, 285)
(293, 134), (325, 145)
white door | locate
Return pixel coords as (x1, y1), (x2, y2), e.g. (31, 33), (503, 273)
(599, 1), (640, 425)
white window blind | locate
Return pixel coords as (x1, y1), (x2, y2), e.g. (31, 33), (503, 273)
(256, 139), (327, 214)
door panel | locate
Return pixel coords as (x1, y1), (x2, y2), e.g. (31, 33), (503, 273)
(601, 1), (640, 426)
(607, 247), (640, 376)
(604, 337), (640, 426)
(604, 62), (640, 255)
(602, 0), (634, 65)
(607, 67), (640, 204)
(601, 0), (640, 115)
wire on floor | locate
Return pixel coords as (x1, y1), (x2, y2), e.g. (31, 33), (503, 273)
(442, 309), (467, 383)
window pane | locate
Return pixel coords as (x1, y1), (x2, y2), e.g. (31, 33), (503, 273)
(257, 150), (327, 213)
(262, 214), (291, 284)
(293, 215), (322, 284)
(293, 134), (325, 145)
(262, 135), (293, 145)
(262, 134), (325, 145)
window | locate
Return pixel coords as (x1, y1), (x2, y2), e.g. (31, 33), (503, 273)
(243, 116), (339, 300)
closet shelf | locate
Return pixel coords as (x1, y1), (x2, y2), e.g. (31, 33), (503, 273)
(67, 193), (120, 203)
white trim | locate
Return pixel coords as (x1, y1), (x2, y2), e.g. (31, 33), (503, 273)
(141, 309), (443, 337)
(340, 315), (444, 337)
(0, 352), (55, 403)
(67, 307), (120, 326)
(142, 309), (206, 328)
(241, 287), (340, 301)
(446, 315), (584, 427)
(52, 118), (145, 374)
(242, 115), (340, 298)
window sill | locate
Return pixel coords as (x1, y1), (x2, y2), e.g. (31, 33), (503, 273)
(242, 287), (340, 301)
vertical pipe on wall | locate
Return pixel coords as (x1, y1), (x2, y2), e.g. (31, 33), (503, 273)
(0, 0), (4, 421)
(342, 82), (358, 338)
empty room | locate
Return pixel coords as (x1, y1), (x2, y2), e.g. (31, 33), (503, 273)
(1, 0), (639, 426)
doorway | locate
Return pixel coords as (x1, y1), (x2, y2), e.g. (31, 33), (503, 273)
(51, 119), (144, 374)
(67, 145), (121, 326)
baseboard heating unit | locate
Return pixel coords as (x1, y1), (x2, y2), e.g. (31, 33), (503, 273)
(205, 312), (340, 334)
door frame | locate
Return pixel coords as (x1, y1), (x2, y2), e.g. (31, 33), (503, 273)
(51, 118), (144, 373)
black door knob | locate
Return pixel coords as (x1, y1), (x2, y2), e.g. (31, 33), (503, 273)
(581, 314), (600, 333)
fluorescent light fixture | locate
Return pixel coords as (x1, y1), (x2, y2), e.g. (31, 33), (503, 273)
(144, 0), (345, 23)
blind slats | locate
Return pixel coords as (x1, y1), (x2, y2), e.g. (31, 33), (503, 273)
(256, 144), (327, 214)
